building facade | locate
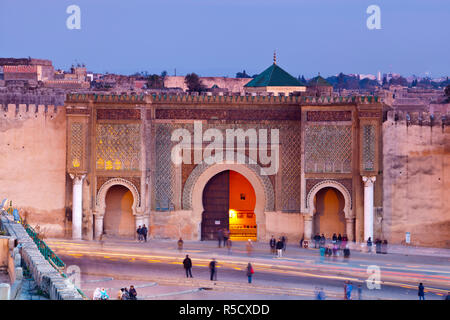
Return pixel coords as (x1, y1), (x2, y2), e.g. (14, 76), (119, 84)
(64, 93), (383, 244)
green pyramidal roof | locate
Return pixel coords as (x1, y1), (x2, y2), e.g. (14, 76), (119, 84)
(244, 63), (305, 87)
(308, 75), (332, 87)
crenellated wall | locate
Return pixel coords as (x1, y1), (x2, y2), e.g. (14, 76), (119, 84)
(0, 104), (67, 237)
(383, 109), (450, 248)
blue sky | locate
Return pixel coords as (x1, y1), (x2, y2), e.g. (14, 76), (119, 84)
(1, 0), (449, 78)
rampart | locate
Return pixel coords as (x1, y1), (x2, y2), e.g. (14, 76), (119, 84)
(382, 109), (450, 247)
(0, 104), (67, 238)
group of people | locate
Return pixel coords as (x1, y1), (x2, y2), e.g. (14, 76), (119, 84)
(269, 235), (287, 258)
(313, 233), (348, 249)
(92, 288), (110, 300)
(136, 225), (148, 242)
(117, 286), (138, 300)
(93, 286), (137, 300)
(217, 228), (232, 249)
(182, 254), (254, 284)
(366, 237), (389, 254)
(313, 233), (351, 259)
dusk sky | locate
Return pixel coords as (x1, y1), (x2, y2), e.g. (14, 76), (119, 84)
(1, 0), (449, 78)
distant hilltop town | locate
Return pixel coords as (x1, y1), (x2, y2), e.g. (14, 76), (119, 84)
(0, 57), (449, 112)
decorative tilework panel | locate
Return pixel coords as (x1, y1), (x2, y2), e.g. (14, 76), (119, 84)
(305, 125), (352, 173)
(70, 122), (83, 169)
(154, 123), (175, 211)
(96, 123), (141, 170)
(281, 126), (301, 212)
(362, 125), (376, 171)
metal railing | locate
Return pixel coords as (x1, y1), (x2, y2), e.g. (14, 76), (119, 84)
(24, 223), (66, 270)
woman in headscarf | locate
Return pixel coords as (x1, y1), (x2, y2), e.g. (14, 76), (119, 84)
(100, 288), (109, 300)
(93, 287), (102, 300)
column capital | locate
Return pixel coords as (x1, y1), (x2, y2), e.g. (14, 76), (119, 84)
(70, 173), (86, 185)
(362, 175), (376, 186)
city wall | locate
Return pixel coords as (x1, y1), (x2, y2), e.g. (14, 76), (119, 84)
(0, 104), (67, 237)
(383, 110), (450, 248)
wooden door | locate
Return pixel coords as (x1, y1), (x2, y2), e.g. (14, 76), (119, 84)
(201, 170), (230, 240)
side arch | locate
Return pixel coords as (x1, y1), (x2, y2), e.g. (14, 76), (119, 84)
(306, 180), (352, 219)
(95, 177), (141, 216)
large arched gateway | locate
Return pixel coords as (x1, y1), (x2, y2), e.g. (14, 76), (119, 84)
(201, 170), (257, 241)
(183, 156), (275, 241)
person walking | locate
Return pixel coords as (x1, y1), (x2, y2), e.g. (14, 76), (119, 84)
(217, 228), (224, 248)
(223, 228), (230, 245)
(269, 235), (276, 255)
(281, 235), (287, 252)
(183, 254), (193, 278)
(246, 263), (254, 284)
(320, 234), (326, 248)
(332, 233), (337, 244)
(357, 284), (363, 300)
(209, 258), (217, 281)
(226, 238), (232, 255)
(418, 283), (425, 300)
(315, 287), (326, 300)
(141, 224), (148, 242)
(299, 236), (304, 249)
(276, 238), (284, 258)
(367, 237), (373, 253)
(346, 281), (353, 300)
(313, 233), (320, 249)
(136, 226), (142, 242)
(178, 237), (184, 251)
(246, 239), (253, 257)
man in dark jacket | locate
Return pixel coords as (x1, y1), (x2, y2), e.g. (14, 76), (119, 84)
(209, 258), (217, 281)
(141, 224), (148, 242)
(418, 283), (425, 300)
(128, 285), (137, 300)
(276, 238), (284, 258)
(269, 236), (276, 255)
(136, 226), (142, 242)
(183, 255), (193, 278)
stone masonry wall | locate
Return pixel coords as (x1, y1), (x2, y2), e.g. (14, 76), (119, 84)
(383, 110), (450, 248)
(1, 216), (83, 299)
(0, 104), (67, 237)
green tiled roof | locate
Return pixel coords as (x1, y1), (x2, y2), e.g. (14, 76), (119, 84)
(308, 75), (332, 87)
(244, 63), (304, 88)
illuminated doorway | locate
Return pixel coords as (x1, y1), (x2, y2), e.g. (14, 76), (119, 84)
(313, 187), (346, 238)
(228, 170), (256, 241)
(201, 170), (257, 241)
(103, 185), (135, 237)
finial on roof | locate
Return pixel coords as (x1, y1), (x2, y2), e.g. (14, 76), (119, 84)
(273, 51), (277, 65)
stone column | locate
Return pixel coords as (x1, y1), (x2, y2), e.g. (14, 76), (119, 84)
(94, 214), (103, 240)
(303, 215), (313, 241)
(70, 174), (85, 240)
(346, 217), (355, 242)
(362, 176), (376, 243)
